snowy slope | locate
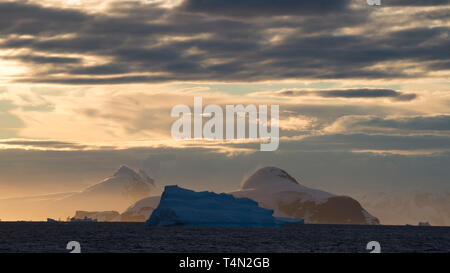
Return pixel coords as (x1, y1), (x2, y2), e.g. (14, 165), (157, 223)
(54, 165), (156, 214)
(120, 195), (160, 222)
(82, 165), (155, 199)
(242, 167), (333, 200)
(147, 185), (283, 227)
(232, 167), (379, 225)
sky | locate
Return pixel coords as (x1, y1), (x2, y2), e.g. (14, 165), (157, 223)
(0, 0), (449, 202)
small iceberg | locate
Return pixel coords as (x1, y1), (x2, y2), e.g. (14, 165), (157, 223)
(147, 185), (283, 228)
(275, 217), (305, 224)
(70, 216), (98, 222)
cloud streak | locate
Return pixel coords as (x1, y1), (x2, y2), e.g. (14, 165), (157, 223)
(181, 0), (352, 17)
(252, 88), (417, 102)
(326, 115), (450, 134)
(386, 0), (450, 6)
(0, 139), (87, 150)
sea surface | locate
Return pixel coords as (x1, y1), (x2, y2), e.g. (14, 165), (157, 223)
(0, 222), (449, 253)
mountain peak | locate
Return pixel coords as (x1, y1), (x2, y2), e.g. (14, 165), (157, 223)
(114, 165), (139, 177)
(242, 167), (299, 190)
(81, 165), (156, 204)
(257, 167), (299, 183)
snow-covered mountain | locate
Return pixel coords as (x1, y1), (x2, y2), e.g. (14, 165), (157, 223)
(231, 167), (379, 225)
(124, 167), (379, 225)
(80, 165), (155, 201)
(147, 185), (283, 227)
(57, 165), (156, 213)
(0, 165), (156, 220)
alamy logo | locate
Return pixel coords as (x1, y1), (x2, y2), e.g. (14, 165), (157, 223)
(367, 0), (381, 5)
(171, 97), (279, 151)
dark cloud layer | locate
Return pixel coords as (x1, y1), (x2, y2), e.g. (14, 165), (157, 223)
(386, 0), (450, 6)
(261, 88), (417, 101)
(6, 54), (82, 64)
(332, 115), (450, 132)
(294, 133), (450, 151)
(181, 0), (352, 17)
(0, 2), (88, 36)
(1, 135), (450, 196)
(0, 1), (447, 84)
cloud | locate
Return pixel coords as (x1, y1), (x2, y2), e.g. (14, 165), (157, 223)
(326, 115), (450, 134)
(6, 54), (82, 64)
(0, 1), (448, 84)
(0, 100), (24, 138)
(279, 116), (316, 132)
(386, 0), (450, 6)
(18, 75), (174, 85)
(252, 88), (417, 102)
(289, 133), (450, 152)
(0, 139), (87, 150)
(180, 0), (352, 17)
(0, 1), (88, 36)
(0, 89), (56, 112)
(1, 136), (450, 198)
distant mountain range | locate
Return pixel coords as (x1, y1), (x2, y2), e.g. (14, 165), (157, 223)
(358, 191), (450, 226)
(0, 165), (156, 220)
(123, 167), (379, 225)
(1, 165), (447, 226)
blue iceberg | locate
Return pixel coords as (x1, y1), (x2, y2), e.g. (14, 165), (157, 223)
(146, 185), (283, 228)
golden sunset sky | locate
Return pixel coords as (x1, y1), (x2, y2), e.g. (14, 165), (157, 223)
(0, 0), (449, 209)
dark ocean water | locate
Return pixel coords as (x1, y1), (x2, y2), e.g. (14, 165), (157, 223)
(0, 222), (449, 253)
